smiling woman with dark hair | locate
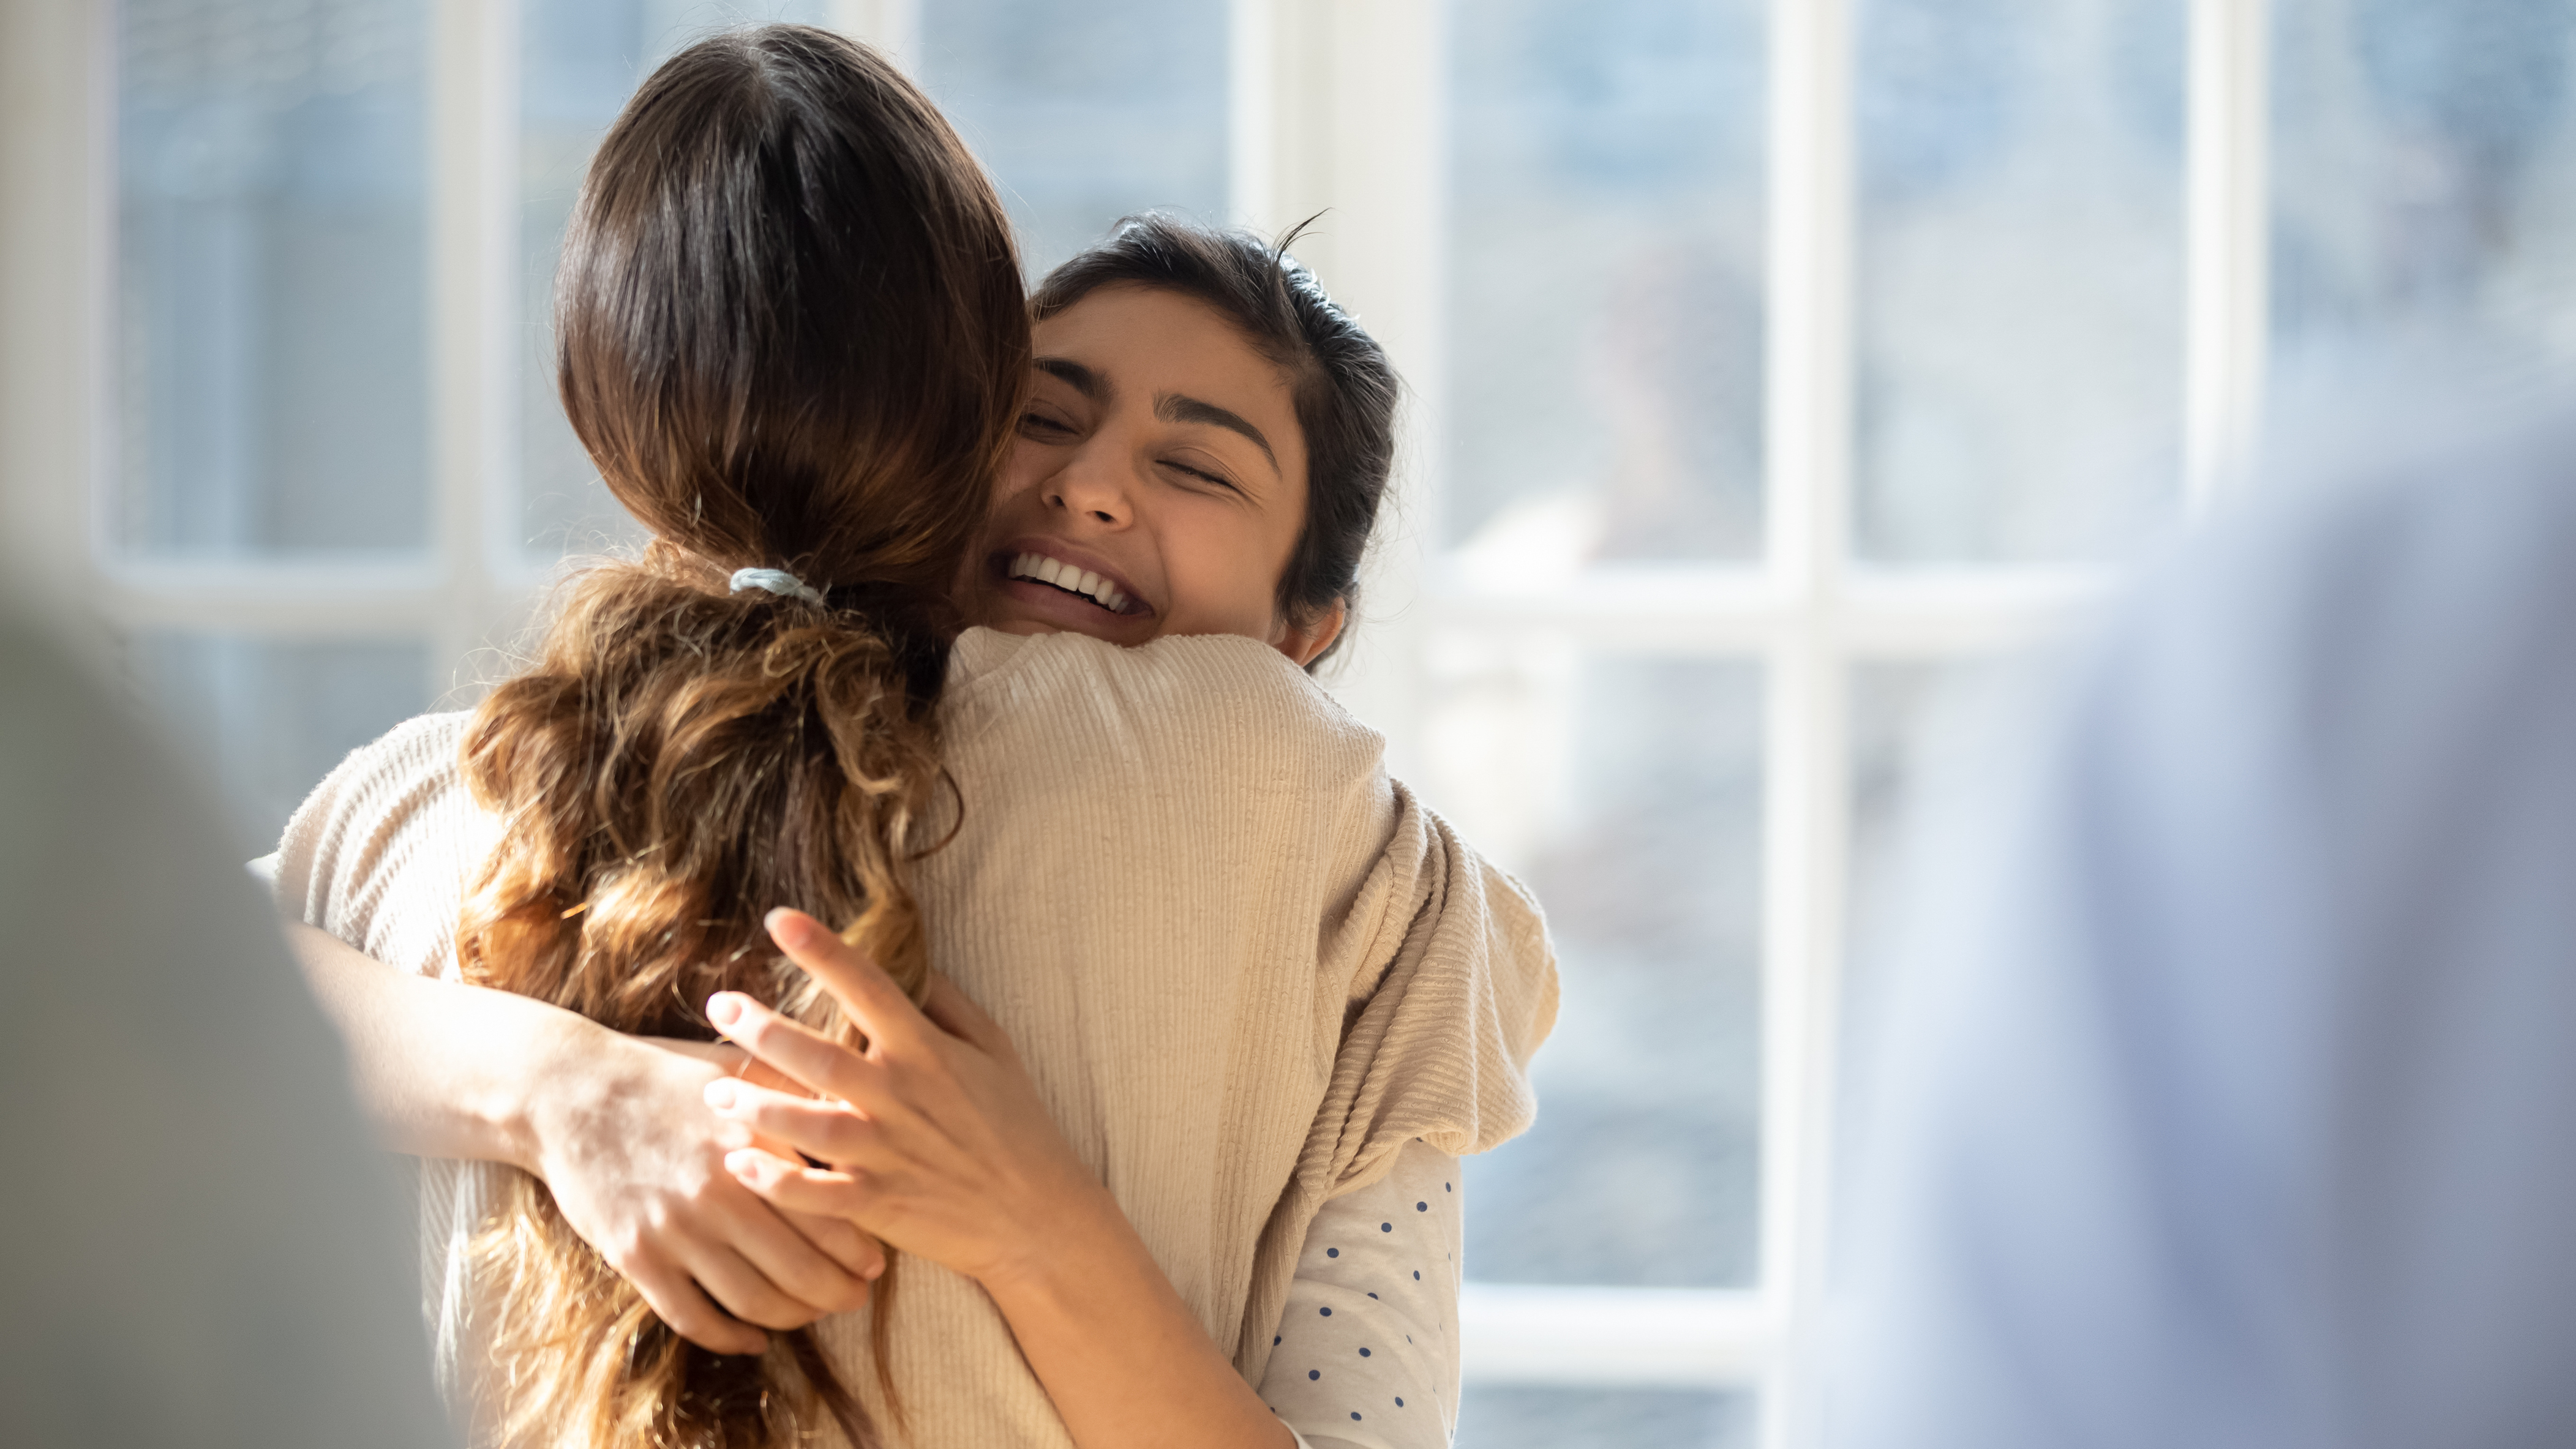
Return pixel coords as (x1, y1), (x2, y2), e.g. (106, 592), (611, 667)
(266, 24), (1552, 1449)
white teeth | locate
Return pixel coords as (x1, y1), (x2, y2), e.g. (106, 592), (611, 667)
(1007, 551), (1128, 612)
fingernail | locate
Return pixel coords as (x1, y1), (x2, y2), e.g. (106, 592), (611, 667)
(765, 907), (810, 946)
(704, 1079), (740, 1111)
(706, 994), (743, 1030)
(863, 1259), (885, 1281)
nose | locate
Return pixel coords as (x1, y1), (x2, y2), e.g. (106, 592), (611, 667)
(1044, 447), (1133, 528)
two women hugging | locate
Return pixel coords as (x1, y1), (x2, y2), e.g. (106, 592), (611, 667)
(269, 24), (1556, 1449)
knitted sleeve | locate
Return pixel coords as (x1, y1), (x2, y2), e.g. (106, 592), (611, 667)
(269, 710), (490, 982)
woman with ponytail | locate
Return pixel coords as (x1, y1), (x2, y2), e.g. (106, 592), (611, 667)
(282, 26), (1020, 1449)
(269, 24), (1552, 1449)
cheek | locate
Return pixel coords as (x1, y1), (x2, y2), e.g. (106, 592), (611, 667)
(991, 441), (1051, 511)
(1158, 507), (1288, 638)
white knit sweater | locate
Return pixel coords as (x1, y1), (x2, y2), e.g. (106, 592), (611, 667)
(272, 626), (1556, 1448)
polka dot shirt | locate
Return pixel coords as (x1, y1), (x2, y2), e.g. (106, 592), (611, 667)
(1257, 1139), (1462, 1449)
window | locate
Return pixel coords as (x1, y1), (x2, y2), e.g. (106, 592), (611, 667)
(11, 3), (2566, 1445)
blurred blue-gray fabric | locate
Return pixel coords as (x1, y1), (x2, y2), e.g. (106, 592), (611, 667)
(0, 603), (450, 1447)
(1828, 393), (2576, 1448)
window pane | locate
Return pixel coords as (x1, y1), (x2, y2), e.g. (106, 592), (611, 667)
(1444, 0), (1767, 566)
(517, 1), (830, 560)
(134, 634), (430, 849)
(916, 0), (1230, 277)
(1854, 0), (2184, 563)
(2270, 0), (2576, 386)
(1456, 1386), (1754, 1449)
(1424, 641), (1762, 1288)
(117, 0), (432, 556)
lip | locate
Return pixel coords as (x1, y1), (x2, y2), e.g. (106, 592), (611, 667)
(986, 536), (1155, 632)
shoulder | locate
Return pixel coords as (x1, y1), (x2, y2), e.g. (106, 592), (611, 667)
(271, 711), (487, 942)
(945, 627), (1385, 781)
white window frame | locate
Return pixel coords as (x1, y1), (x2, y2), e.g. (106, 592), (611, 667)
(0, 4), (2272, 1444)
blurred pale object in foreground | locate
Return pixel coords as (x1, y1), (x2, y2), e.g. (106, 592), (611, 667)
(0, 599), (446, 1447)
(1826, 382), (2576, 1448)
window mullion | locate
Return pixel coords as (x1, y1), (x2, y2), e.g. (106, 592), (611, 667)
(2186, 0), (2269, 511)
(1763, 0), (1857, 1440)
(430, 0), (519, 702)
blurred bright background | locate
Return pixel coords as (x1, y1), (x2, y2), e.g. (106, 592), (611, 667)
(8, 1), (2576, 1445)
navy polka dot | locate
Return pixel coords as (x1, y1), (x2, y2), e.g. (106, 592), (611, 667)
(1417, 1201), (1429, 1211)
(1319, 1306), (1332, 1316)
(1359, 1347), (1372, 1357)
(1351, 1412), (1363, 1421)
(1413, 1270), (1422, 1280)
(1308, 1369), (1320, 1380)
(1273, 1336), (1281, 1346)
(1367, 1292), (1379, 1299)
(1326, 1247), (1339, 1258)
(1445, 1182), (1452, 1191)
(1380, 1222), (1392, 1232)
(1396, 1397), (1405, 1407)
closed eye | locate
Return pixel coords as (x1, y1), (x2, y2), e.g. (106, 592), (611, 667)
(1163, 459), (1241, 493)
(1019, 411), (1076, 439)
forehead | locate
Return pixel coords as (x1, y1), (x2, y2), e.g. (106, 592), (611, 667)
(1036, 285), (1294, 412)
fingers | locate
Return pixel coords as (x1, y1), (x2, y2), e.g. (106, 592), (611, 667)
(784, 1208), (887, 1281)
(727, 1147), (876, 1223)
(737, 1056), (806, 1096)
(619, 1250), (770, 1356)
(705, 1077), (881, 1164)
(705, 992), (892, 1112)
(718, 1193), (876, 1316)
(683, 1235), (830, 1333)
(637, 1030), (806, 1097)
(642, 1036), (748, 1072)
(763, 908), (929, 1054)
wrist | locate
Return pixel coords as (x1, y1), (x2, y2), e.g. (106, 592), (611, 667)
(507, 1006), (625, 1178)
(974, 1174), (1136, 1305)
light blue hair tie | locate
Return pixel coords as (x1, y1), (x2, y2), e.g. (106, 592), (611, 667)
(728, 567), (826, 607)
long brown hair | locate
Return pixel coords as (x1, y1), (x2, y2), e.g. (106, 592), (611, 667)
(451, 24), (1025, 1449)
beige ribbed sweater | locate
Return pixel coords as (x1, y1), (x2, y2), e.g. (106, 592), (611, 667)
(274, 626), (1557, 1447)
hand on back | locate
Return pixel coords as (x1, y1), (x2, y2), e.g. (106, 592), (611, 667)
(528, 1028), (886, 1354)
(700, 908), (1109, 1293)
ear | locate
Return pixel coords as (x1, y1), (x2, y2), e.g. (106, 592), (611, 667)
(1272, 596), (1348, 668)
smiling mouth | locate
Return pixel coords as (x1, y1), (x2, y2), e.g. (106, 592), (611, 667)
(1001, 551), (1146, 616)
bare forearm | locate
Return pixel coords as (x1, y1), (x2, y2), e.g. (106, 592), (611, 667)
(285, 920), (591, 1169)
(981, 1185), (1294, 1449)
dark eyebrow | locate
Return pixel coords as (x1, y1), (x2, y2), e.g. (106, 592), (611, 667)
(1157, 393), (1279, 476)
(1033, 356), (1106, 400)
